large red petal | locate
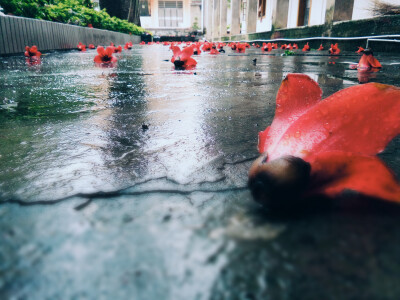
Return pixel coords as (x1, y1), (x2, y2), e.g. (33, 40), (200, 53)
(258, 74), (322, 153)
(307, 151), (400, 202)
(266, 81), (400, 160)
(184, 57), (197, 67)
(105, 46), (114, 57)
(180, 46), (194, 61)
(367, 55), (382, 68)
(171, 46), (181, 59)
(97, 46), (105, 56)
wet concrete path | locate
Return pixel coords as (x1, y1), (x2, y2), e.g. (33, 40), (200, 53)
(0, 46), (400, 299)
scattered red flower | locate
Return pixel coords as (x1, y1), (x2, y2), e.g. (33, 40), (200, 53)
(262, 42), (272, 52)
(77, 42), (86, 51)
(114, 45), (122, 53)
(249, 74), (400, 209)
(171, 46), (197, 69)
(317, 44), (324, 51)
(356, 49), (382, 70)
(25, 45), (41, 57)
(94, 46), (118, 64)
(209, 46), (219, 55)
(356, 46), (365, 54)
(302, 42), (310, 52)
(236, 43), (246, 53)
(328, 43), (340, 55)
(88, 44), (95, 49)
(202, 42), (212, 51)
(124, 42), (133, 50)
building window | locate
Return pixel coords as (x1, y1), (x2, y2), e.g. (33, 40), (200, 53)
(297, 0), (310, 26)
(258, 0), (266, 19)
(158, 1), (184, 27)
(140, 0), (151, 16)
(333, 0), (354, 22)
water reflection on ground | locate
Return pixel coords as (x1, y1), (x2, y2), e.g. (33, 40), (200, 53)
(0, 46), (399, 299)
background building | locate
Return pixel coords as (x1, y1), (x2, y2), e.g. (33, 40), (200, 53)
(139, 0), (203, 36)
(204, 0), (400, 40)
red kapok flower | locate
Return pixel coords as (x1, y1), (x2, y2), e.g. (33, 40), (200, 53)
(77, 42), (86, 51)
(114, 45), (123, 53)
(171, 46), (197, 69)
(357, 49), (382, 70)
(328, 43), (340, 55)
(302, 42), (310, 52)
(262, 43), (272, 52)
(293, 44), (298, 49)
(209, 46), (219, 55)
(94, 46), (118, 64)
(124, 42), (133, 50)
(88, 44), (95, 49)
(25, 45), (41, 57)
(249, 74), (400, 210)
(356, 46), (365, 53)
(236, 43), (246, 53)
(317, 44), (324, 51)
(202, 42), (212, 51)
(191, 43), (202, 55)
(140, 41), (146, 45)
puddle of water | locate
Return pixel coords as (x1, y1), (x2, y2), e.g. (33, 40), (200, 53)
(0, 46), (400, 299)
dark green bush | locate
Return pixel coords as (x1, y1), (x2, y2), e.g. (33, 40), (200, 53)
(0, 0), (147, 35)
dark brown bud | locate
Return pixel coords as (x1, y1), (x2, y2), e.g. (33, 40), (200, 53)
(248, 154), (311, 210)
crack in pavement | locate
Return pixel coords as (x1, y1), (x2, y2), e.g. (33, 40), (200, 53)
(0, 157), (255, 208)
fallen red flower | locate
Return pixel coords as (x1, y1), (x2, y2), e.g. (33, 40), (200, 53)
(302, 42), (310, 52)
(357, 49), (382, 70)
(209, 46), (219, 55)
(202, 42), (212, 51)
(191, 43), (202, 55)
(114, 45), (123, 53)
(356, 46), (364, 53)
(293, 44), (298, 49)
(124, 42), (133, 50)
(25, 45), (41, 57)
(236, 43), (246, 53)
(317, 44), (324, 51)
(88, 44), (95, 49)
(262, 42), (272, 52)
(171, 46), (197, 69)
(94, 46), (118, 64)
(328, 43), (340, 55)
(249, 74), (400, 210)
(140, 41), (146, 45)
(77, 42), (86, 51)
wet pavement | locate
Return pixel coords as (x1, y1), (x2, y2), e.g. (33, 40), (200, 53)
(0, 46), (400, 300)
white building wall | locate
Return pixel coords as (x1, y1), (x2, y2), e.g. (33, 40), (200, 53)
(352, 0), (400, 20)
(139, 0), (192, 29)
(256, 0), (275, 32)
(352, 0), (374, 20)
(309, 0), (326, 25)
(287, 0), (299, 28)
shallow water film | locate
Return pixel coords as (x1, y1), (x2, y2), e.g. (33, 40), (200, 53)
(1, 46), (400, 300)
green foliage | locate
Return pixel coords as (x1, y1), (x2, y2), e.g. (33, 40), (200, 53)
(281, 50), (295, 56)
(0, 0), (146, 35)
(192, 17), (199, 31)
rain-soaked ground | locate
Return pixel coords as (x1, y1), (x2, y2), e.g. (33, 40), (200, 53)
(0, 45), (400, 300)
